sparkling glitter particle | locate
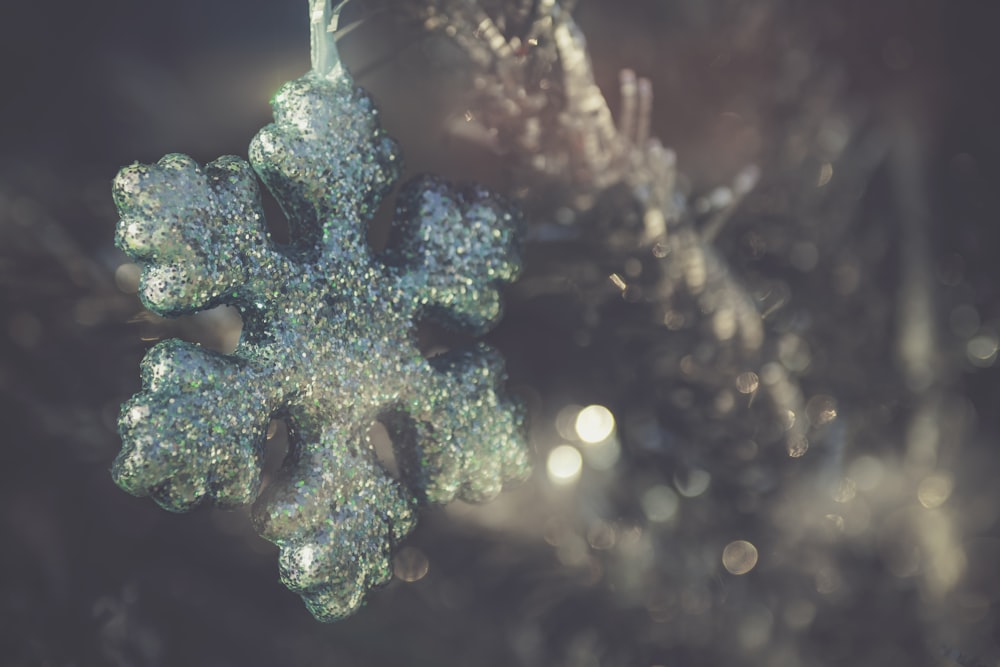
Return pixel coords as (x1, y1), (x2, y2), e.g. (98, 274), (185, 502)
(112, 0), (529, 622)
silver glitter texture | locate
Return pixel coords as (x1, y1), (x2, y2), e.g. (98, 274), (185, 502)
(112, 4), (529, 621)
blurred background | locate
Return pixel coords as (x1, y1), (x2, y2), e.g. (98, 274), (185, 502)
(2, 1), (1000, 665)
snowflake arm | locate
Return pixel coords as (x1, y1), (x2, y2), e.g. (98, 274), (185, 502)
(249, 73), (401, 253)
(253, 421), (416, 621)
(385, 176), (522, 333)
(114, 339), (274, 511)
(114, 154), (271, 316)
(383, 345), (529, 505)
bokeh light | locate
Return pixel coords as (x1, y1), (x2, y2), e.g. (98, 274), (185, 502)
(113, 262), (140, 293)
(547, 444), (583, 485)
(735, 371), (759, 394)
(641, 485), (680, 523)
(722, 540), (759, 575)
(574, 405), (615, 443)
(580, 436), (621, 471)
(674, 469), (711, 498)
(393, 546), (429, 582)
(966, 332), (998, 367)
(917, 473), (954, 509)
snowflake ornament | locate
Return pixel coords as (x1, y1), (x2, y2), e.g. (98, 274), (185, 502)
(112, 0), (529, 621)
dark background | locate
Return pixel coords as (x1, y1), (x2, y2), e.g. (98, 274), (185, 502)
(2, 1), (1000, 665)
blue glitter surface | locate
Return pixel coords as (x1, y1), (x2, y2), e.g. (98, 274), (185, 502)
(112, 1), (529, 621)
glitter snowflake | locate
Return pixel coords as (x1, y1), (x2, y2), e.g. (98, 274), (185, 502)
(112, 0), (529, 621)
